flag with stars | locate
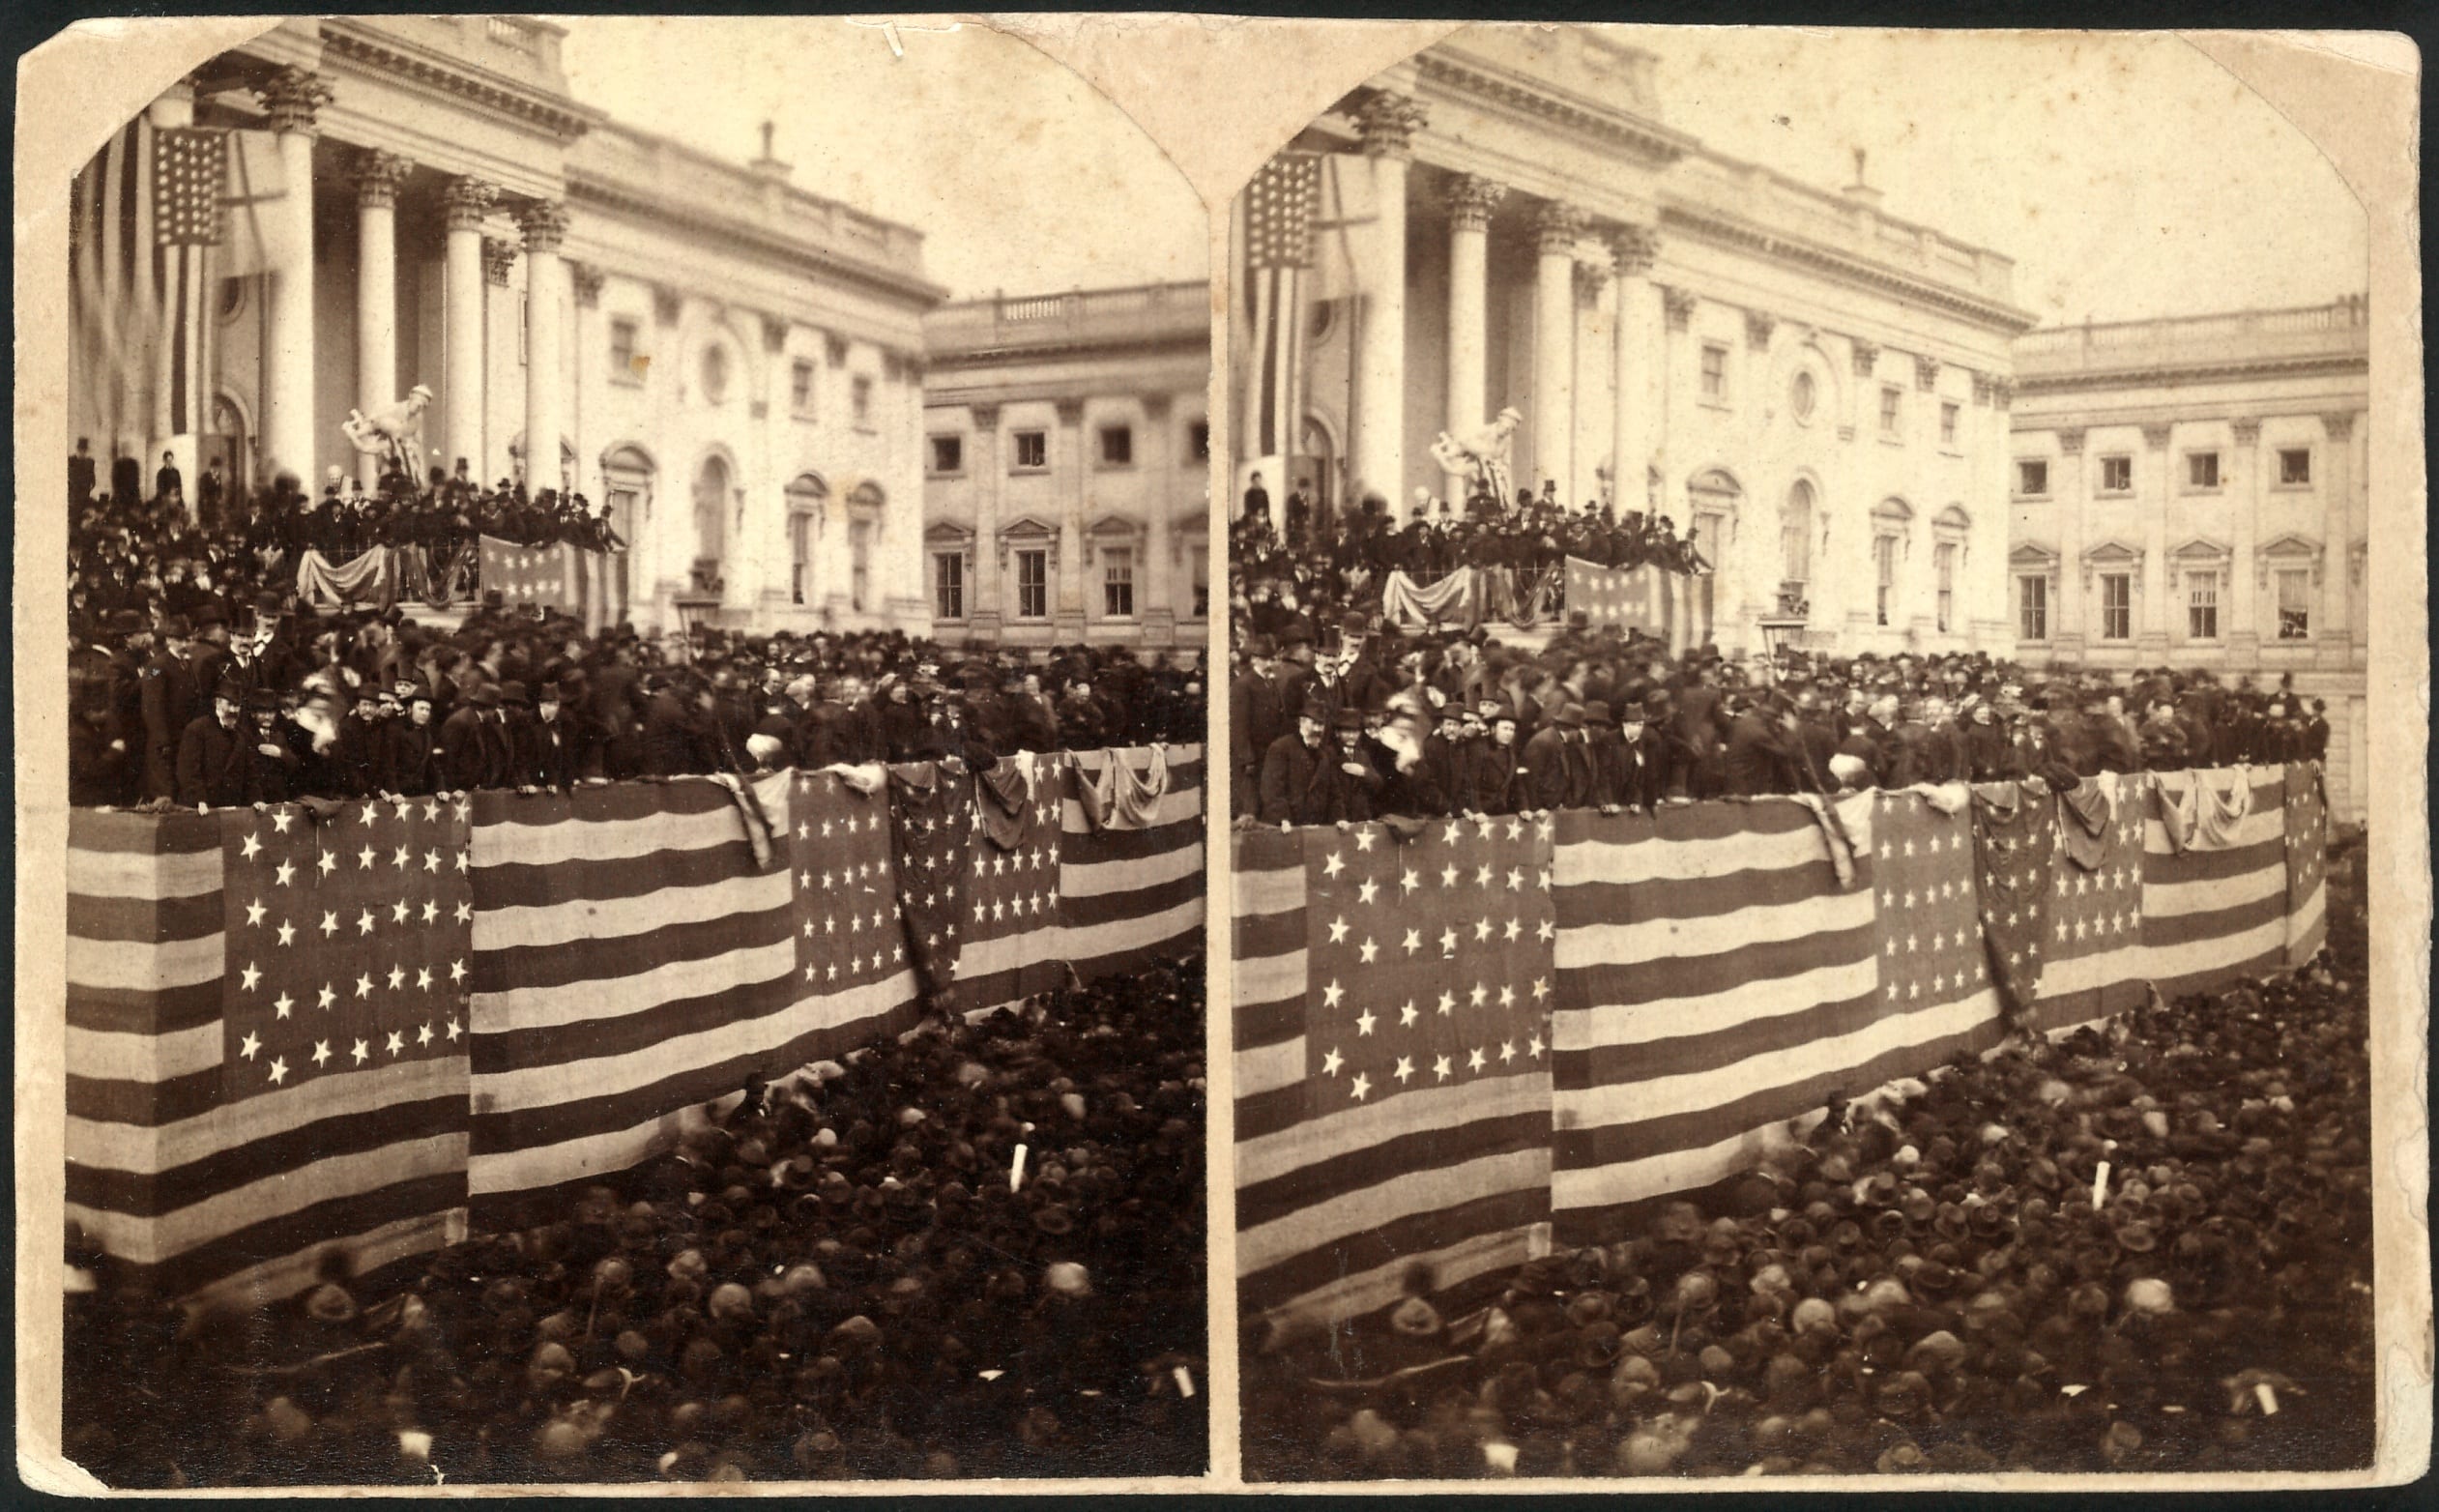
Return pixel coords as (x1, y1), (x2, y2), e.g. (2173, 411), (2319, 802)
(2138, 767), (2290, 1000)
(479, 535), (592, 618)
(64, 805), (473, 1301)
(1564, 555), (1689, 654)
(2283, 762), (2329, 967)
(1235, 817), (1556, 1324)
(463, 770), (835, 1214)
(1969, 778), (2055, 1031)
(889, 761), (974, 1011)
(1059, 744), (1206, 982)
(2033, 771), (2149, 1033)
(788, 768), (921, 1036)
(959, 754), (1069, 1013)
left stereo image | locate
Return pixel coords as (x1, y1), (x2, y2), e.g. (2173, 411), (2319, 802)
(47, 13), (1211, 1487)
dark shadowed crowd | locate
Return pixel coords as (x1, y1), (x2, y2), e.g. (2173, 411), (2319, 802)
(65, 958), (1208, 1486)
(1231, 613), (2332, 828)
(1243, 840), (2371, 1479)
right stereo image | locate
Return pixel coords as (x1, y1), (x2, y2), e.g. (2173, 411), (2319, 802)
(1224, 24), (2372, 1482)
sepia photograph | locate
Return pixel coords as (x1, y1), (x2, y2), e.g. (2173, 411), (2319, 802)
(35, 13), (1210, 1487)
(1226, 24), (2406, 1482)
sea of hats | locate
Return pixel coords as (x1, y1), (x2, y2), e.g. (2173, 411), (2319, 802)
(1230, 611), (2334, 825)
(63, 958), (1209, 1486)
(1242, 839), (2370, 1479)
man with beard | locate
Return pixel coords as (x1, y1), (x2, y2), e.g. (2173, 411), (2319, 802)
(233, 688), (302, 804)
(1611, 698), (1665, 811)
(331, 686), (391, 798)
(1838, 691), (1902, 792)
(382, 688), (439, 796)
(1324, 707), (1383, 825)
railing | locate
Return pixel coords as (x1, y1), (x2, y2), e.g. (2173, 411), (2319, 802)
(2017, 298), (2369, 363)
(928, 282), (1207, 354)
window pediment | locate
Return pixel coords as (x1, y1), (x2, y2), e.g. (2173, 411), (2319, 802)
(2257, 532), (2325, 587)
(2010, 541), (2061, 571)
(2169, 536), (2231, 565)
(997, 514), (1060, 573)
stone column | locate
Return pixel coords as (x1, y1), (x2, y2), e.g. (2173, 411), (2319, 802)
(2053, 427), (2087, 657)
(1142, 393), (1176, 646)
(1054, 397), (1089, 640)
(970, 403), (1002, 635)
(569, 263), (605, 496)
(2226, 419), (2264, 659)
(2319, 411), (2355, 663)
(1531, 201), (1586, 504)
(2137, 423), (2173, 654)
(1442, 173), (1505, 507)
(1350, 91), (1424, 513)
(1609, 224), (1659, 514)
(519, 200), (570, 496)
(352, 151), (414, 489)
(441, 177), (497, 480)
(255, 67), (331, 486)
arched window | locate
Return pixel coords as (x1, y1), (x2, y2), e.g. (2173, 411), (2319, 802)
(691, 453), (732, 590)
(1781, 479), (1815, 594)
(846, 481), (885, 614)
(784, 473), (829, 606)
(1871, 498), (1914, 628)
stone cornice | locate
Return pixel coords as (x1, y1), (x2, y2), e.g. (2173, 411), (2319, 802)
(566, 169), (947, 310)
(319, 24), (601, 144)
(1411, 52), (1695, 168)
(924, 330), (1210, 371)
(2015, 352), (2370, 395)
(1658, 202), (2038, 336)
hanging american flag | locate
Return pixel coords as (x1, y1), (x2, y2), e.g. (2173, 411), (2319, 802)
(959, 755), (1067, 1013)
(71, 114), (210, 459)
(1235, 818), (1555, 1326)
(1241, 153), (1319, 464)
(2033, 771), (2149, 1033)
(889, 762), (973, 1010)
(1970, 778), (2055, 1030)
(1564, 556), (1689, 653)
(152, 127), (226, 245)
(791, 770), (915, 1005)
(2138, 768), (2289, 1000)
(2282, 761), (2329, 967)
(479, 536), (588, 616)
(1059, 745), (1205, 980)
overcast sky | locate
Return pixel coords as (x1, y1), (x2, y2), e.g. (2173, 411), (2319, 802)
(555, 16), (1208, 303)
(1628, 27), (2367, 327)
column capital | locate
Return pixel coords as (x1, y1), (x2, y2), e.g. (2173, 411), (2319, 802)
(1446, 173), (1507, 232)
(2057, 427), (2085, 455)
(1143, 393), (1175, 421)
(1850, 337), (1880, 376)
(1573, 258), (1611, 307)
(2321, 411), (2356, 441)
(1744, 308), (1776, 352)
(351, 149), (415, 209)
(970, 403), (1001, 430)
(256, 66), (334, 134)
(1054, 397), (1087, 426)
(518, 199), (570, 255)
(1354, 91), (1429, 158)
(1661, 285), (1697, 332)
(482, 236), (519, 287)
(441, 176), (499, 231)
(569, 262), (606, 307)
(1913, 354), (1940, 392)
(1608, 223), (1659, 278)
(1533, 199), (1587, 254)
(2230, 418), (2262, 445)
(2141, 422), (2173, 451)
(1970, 371), (1993, 406)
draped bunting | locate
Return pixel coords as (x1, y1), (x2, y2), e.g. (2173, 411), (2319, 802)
(1076, 743), (1174, 831)
(974, 753), (1043, 852)
(292, 546), (395, 609)
(1379, 568), (1478, 629)
(2056, 772), (2117, 871)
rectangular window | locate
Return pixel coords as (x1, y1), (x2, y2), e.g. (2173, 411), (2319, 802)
(2101, 574), (2133, 640)
(1012, 430), (1048, 470)
(1098, 424), (1133, 466)
(928, 435), (963, 475)
(2279, 448), (2312, 485)
(2101, 454), (2133, 492)
(791, 360), (816, 415)
(934, 552), (965, 621)
(1934, 542), (1957, 634)
(1939, 402), (1959, 448)
(1699, 343), (1728, 401)
(789, 512), (812, 605)
(1879, 386), (1902, 437)
(610, 318), (640, 381)
(849, 520), (872, 613)
(1873, 535), (1898, 626)
(1015, 549), (1048, 619)
(2187, 451), (2221, 489)
(2277, 568), (2310, 639)
(2018, 575), (2048, 642)
(1102, 547), (1135, 618)
(2186, 572), (2219, 639)
(1190, 543), (1210, 618)
(1189, 421), (1210, 462)
(2017, 458), (2048, 497)
(852, 376), (874, 428)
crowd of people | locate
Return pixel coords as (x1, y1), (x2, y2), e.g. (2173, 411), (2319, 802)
(65, 957), (1210, 1485)
(66, 460), (1205, 811)
(1231, 614), (2332, 828)
(1243, 839), (2370, 1478)
(1233, 477), (1707, 635)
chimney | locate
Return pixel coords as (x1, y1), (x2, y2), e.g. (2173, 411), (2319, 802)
(1843, 146), (1885, 209)
(750, 119), (792, 184)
